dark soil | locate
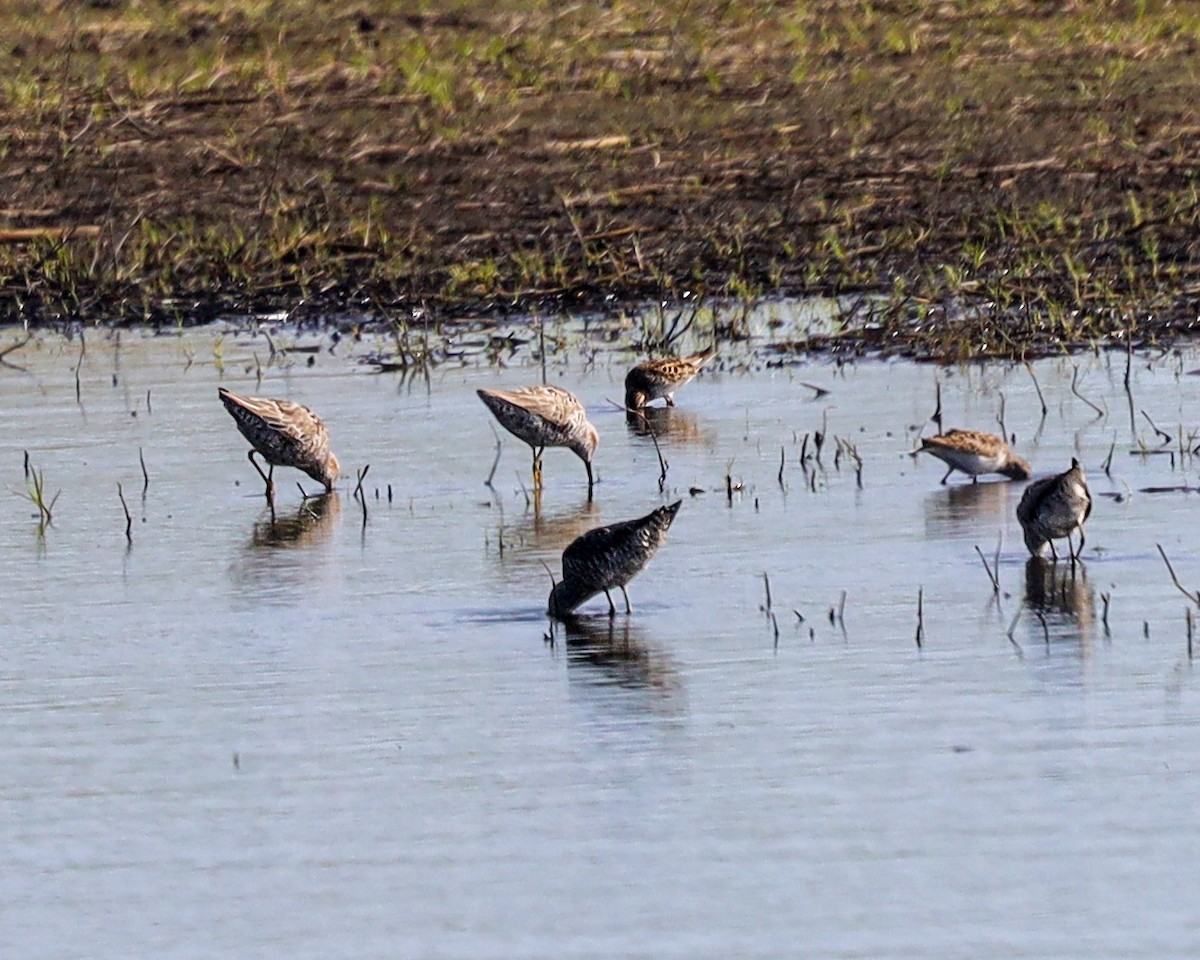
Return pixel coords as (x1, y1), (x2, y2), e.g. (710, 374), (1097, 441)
(3, 1), (1200, 357)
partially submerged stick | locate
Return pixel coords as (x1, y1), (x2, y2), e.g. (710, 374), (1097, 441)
(117, 482), (132, 545)
(1156, 543), (1200, 606)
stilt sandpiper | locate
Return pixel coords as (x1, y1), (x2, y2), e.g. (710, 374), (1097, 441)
(624, 348), (716, 410)
(548, 500), (682, 619)
(916, 429), (1032, 483)
(477, 384), (598, 497)
(219, 388), (340, 502)
(1017, 458), (1092, 560)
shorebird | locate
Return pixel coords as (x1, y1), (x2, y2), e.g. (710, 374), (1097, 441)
(218, 387), (340, 501)
(915, 429), (1032, 484)
(477, 384), (598, 497)
(548, 500), (682, 619)
(624, 348), (716, 410)
(1017, 458), (1092, 561)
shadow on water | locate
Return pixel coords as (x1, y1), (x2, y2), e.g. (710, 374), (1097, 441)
(624, 406), (711, 445)
(922, 479), (1017, 538)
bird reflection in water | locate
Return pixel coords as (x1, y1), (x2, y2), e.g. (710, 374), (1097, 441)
(562, 616), (683, 703)
(1023, 556), (1096, 642)
(492, 496), (599, 563)
(250, 492), (340, 549)
(624, 405), (709, 445)
(923, 480), (1014, 539)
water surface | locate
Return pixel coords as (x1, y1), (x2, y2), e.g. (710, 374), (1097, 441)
(2, 321), (1200, 958)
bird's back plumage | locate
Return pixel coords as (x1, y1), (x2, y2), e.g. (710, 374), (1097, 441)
(549, 501), (682, 617)
(219, 388), (339, 488)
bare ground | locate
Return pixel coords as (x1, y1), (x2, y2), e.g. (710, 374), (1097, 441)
(3, 1), (1200, 356)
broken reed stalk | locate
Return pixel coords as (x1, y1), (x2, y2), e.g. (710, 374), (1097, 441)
(771, 612), (780, 645)
(996, 392), (1007, 440)
(974, 545), (1000, 593)
(1070, 364), (1105, 418)
(644, 417), (668, 492)
(484, 423), (502, 488)
(930, 380), (943, 431)
(138, 446), (149, 497)
(23, 449), (30, 482)
(0, 334), (32, 363)
(1156, 543), (1200, 605)
(1025, 362), (1048, 418)
(762, 572), (772, 613)
(146, 389), (152, 414)
(1188, 608), (1195, 661)
(117, 482), (132, 545)
(74, 335), (84, 403)
(1141, 410), (1172, 446)
(778, 446), (785, 488)
(915, 587), (924, 648)
(353, 464), (370, 528)
(1102, 439), (1115, 477)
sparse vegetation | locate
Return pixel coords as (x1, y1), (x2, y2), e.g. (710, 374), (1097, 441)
(2, 1), (1200, 358)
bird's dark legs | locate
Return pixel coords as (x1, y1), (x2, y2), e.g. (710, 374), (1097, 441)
(1049, 538), (1059, 563)
(532, 446), (544, 491)
(248, 450), (275, 504)
(620, 585), (632, 614)
(585, 460), (595, 503)
(666, 395), (675, 407)
(940, 465), (953, 485)
(604, 589), (616, 618)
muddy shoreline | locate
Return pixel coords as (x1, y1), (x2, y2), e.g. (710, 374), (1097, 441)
(3, 2), (1200, 357)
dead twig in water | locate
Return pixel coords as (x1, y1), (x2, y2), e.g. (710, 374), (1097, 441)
(138, 447), (149, 498)
(762, 572), (772, 613)
(975, 545), (1000, 594)
(0, 334), (32, 367)
(1156, 543), (1200, 606)
(117, 482), (132, 545)
(1070, 364), (1105, 418)
(915, 587), (924, 648)
(1141, 410), (1172, 446)
(484, 423), (502, 489)
(930, 380), (943, 432)
(74, 332), (85, 404)
(353, 464), (370, 529)
(1102, 439), (1115, 477)
(1025, 362), (1048, 419)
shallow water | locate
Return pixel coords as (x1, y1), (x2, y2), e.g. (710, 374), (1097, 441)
(3, 321), (1200, 958)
